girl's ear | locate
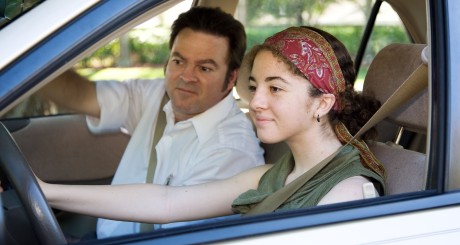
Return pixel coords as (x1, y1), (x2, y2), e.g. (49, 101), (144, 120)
(315, 93), (336, 119)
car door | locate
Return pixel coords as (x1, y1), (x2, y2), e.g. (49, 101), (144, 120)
(1, 0), (194, 187)
(0, 1), (183, 242)
(2, 0), (459, 244)
(0, 0), (132, 185)
(2, 115), (129, 185)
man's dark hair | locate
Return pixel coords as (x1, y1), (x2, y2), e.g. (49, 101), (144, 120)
(170, 7), (246, 88)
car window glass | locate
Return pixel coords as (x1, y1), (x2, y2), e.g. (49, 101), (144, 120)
(1, 0), (192, 119)
(354, 1), (411, 90)
(2, 0), (411, 119)
(233, 0), (411, 94)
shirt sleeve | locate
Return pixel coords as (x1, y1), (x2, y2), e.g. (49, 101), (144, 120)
(86, 80), (130, 134)
(86, 79), (164, 134)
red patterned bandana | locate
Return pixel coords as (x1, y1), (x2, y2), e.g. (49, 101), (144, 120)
(264, 27), (346, 111)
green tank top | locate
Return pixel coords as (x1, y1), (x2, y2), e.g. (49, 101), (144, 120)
(232, 145), (385, 214)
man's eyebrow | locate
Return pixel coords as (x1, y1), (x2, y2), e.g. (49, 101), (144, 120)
(171, 51), (184, 59)
(171, 51), (219, 68)
(197, 59), (219, 68)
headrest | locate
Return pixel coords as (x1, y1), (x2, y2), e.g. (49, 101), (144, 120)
(363, 43), (428, 134)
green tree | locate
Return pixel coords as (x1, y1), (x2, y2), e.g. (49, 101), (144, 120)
(246, 0), (338, 26)
(349, 0), (374, 21)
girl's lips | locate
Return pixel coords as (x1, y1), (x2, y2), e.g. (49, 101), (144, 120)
(254, 116), (274, 126)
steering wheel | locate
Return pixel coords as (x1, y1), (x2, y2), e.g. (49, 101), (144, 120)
(0, 122), (66, 244)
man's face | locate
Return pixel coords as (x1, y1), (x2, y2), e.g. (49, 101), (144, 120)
(165, 28), (236, 122)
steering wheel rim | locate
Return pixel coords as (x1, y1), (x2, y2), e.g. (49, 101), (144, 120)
(0, 122), (66, 245)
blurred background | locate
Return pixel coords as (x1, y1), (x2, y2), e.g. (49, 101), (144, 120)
(4, 0), (410, 118)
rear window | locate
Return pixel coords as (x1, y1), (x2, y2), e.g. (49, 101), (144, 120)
(233, 0), (411, 91)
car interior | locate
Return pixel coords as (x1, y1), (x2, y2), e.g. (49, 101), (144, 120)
(363, 43), (428, 195)
(0, 0), (434, 243)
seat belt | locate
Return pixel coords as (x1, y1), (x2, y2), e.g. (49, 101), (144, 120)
(140, 93), (168, 232)
(244, 62), (428, 216)
(145, 93), (169, 184)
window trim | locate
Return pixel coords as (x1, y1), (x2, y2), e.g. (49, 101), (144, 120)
(111, 191), (460, 244)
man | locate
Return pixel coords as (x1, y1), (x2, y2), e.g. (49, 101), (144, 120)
(40, 7), (264, 238)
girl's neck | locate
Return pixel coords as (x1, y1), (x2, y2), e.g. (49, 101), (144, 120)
(285, 131), (342, 185)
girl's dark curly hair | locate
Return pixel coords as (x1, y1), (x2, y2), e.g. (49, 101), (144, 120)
(304, 26), (381, 140)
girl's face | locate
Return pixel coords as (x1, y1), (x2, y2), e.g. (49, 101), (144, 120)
(248, 50), (319, 144)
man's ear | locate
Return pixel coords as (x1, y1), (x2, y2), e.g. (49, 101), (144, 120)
(227, 68), (239, 90)
(316, 93), (336, 117)
(163, 55), (170, 75)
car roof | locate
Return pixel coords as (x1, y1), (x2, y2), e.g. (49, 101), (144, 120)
(0, 0), (100, 70)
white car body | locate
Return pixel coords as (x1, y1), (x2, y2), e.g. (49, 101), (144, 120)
(1, 0), (459, 244)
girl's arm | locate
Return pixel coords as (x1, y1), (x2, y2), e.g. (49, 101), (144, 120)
(39, 164), (271, 224)
(317, 176), (377, 205)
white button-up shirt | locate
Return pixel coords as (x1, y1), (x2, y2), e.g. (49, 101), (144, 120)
(86, 79), (264, 239)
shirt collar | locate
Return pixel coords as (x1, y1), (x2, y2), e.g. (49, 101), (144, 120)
(164, 92), (237, 143)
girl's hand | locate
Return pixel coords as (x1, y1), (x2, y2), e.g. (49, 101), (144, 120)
(34, 173), (46, 189)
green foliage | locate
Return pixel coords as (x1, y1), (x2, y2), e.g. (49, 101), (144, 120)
(245, 25), (410, 65)
(78, 38), (169, 68)
(366, 25), (411, 57)
(78, 25), (409, 72)
(78, 39), (119, 68)
(130, 40), (169, 65)
(245, 0), (336, 25)
(246, 26), (286, 49)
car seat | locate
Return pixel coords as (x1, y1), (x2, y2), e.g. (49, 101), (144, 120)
(363, 43), (428, 195)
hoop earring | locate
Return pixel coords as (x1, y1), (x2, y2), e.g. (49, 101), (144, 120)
(317, 114), (320, 122)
